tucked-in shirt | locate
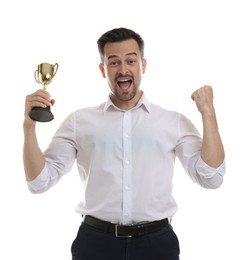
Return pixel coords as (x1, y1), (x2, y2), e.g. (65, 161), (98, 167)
(27, 94), (225, 225)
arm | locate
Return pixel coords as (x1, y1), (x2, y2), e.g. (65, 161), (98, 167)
(191, 85), (225, 168)
(23, 89), (54, 181)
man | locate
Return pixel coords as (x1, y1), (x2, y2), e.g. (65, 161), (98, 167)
(23, 27), (225, 260)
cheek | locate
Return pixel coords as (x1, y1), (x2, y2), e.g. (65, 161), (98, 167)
(106, 69), (116, 80)
(135, 68), (143, 78)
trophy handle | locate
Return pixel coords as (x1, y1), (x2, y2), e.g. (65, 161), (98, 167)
(34, 69), (40, 84)
(53, 63), (58, 76)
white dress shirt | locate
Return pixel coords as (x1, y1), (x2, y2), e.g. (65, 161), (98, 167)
(27, 93), (225, 225)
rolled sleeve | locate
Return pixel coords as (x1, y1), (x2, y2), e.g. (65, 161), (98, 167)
(196, 155), (226, 178)
(194, 155), (226, 189)
(26, 164), (52, 194)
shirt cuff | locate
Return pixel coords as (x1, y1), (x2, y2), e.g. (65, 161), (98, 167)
(26, 165), (49, 193)
(196, 155), (226, 179)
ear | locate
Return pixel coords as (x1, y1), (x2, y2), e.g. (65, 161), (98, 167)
(142, 59), (147, 74)
(99, 63), (106, 78)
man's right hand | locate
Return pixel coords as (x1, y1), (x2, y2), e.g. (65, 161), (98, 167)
(24, 89), (55, 122)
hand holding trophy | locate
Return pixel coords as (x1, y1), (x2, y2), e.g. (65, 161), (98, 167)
(29, 62), (58, 122)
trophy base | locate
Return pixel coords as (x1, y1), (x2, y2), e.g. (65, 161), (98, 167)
(29, 106), (54, 122)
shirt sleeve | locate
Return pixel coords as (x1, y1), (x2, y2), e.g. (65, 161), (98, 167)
(26, 112), (77, 193)
(27, 164), (52, 193)
(176, 114), (225, 189)
(196, 155), (225, 179)
(193, 155), (226, 189)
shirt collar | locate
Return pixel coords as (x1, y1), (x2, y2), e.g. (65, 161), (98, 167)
(103, 92), (151, 114)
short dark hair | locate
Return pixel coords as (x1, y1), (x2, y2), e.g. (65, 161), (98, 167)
(97, 27), (145, 62)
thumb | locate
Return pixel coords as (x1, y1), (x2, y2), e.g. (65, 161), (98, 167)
(50, 99), (55, 106)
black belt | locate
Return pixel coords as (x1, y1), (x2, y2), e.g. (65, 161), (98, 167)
(83, 215), (169, 238)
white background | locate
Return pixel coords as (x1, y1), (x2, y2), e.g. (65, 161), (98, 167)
(1, 0), (246, 259)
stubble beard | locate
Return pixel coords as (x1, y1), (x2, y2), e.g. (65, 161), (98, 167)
(110, 78), (141, 102)
(115, 85), (137, 102)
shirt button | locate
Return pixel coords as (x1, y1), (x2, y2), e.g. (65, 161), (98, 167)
(125, 160), (130, 165)
(125, 186), (130, 190)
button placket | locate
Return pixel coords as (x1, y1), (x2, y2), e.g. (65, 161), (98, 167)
(122, 111), (132, 224)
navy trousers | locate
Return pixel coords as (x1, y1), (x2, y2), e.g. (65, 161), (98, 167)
(71, 222), (180, 260)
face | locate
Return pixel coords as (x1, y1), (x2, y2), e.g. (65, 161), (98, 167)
(99, 39), (147, 109)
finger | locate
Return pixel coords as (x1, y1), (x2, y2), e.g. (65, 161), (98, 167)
(28, 95), (50, 108)
(204, 85), (214, 99)
(50, 99), (55, 106)
(191, 92), (200, 101)
(27, 90), (52, 107)
(33, 89), (51, 100)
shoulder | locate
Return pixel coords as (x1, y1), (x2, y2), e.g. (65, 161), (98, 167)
(149, 102), (181, 119)
(69, 102), (106, 117)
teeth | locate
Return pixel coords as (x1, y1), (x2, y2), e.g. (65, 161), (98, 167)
(118, 79), (130, 82)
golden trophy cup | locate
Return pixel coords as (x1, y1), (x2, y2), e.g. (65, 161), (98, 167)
(29, 62), (58, 122)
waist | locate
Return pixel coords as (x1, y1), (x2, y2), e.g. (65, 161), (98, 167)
(83, 215), (169, 238)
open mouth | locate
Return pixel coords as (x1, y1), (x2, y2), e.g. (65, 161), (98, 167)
(117, 79), (133, 91)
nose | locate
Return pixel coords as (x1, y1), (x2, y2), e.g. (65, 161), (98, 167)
(118, 63), (129, 76)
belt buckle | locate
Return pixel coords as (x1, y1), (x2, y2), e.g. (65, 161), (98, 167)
(115, 225), (132, 238)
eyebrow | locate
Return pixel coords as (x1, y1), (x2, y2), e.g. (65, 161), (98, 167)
(107, 52), (138, 60)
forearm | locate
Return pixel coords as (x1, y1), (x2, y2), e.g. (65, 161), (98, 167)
(23, 119), (45, 181)
(201, 110), (225, 168)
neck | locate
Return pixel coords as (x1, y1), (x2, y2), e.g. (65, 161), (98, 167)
(110, 90), (143, 110)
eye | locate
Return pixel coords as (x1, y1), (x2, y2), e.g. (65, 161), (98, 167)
(109, 60), (120, 67)
(127, 59), (137, 65)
